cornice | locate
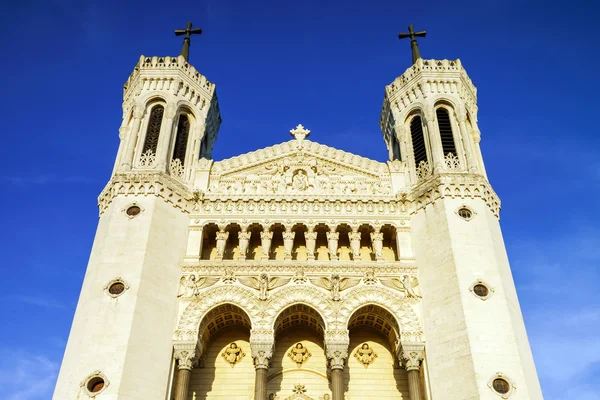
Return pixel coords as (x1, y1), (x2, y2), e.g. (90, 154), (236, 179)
(181, 260), (417, 275)
(410, 173), (501, 217)
(97, 172), (193, 215)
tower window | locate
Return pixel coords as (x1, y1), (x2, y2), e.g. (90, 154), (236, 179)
(142, 105), (164, 155)
(473, 284), (489, 297)
(457, 207), (473, 220)
(492, 378), (510, 394)
(410, 116), (427, 166)
(436, 108), (457, 157)
(172, 115), (190, 163)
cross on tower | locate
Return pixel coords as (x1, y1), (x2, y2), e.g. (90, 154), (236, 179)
(175, 21), (203, 62)
(398, 24), (427, 64)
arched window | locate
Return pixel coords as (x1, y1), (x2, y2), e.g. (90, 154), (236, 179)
(436, 108), (457, 157)
(142, 105), (164, 155)
(410, 116), (428, 166)
(172, 114), (190, 163)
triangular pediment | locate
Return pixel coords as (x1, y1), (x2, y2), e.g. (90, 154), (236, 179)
(207, 139), (393, 197)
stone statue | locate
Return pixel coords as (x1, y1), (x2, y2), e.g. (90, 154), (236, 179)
(292, 169), (309, 191)
(215, 231), (229, 258)
(287, 342), (311, 367)
(221, 342), (245, 367)
(354, 343), (377, 367)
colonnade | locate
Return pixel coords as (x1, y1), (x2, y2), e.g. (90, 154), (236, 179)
(171, 336), (425, 400)
(187, 222), (412, 262)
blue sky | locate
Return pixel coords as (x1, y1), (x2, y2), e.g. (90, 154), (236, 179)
(0, 0), (598, 398)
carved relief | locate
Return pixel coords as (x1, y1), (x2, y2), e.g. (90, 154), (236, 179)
(238, 273), (289, 300)
(287, 343), (311, 367)
(177, 274), (218, 298)
(354, 343), (378, 368)
(310, 275), (360, 301)
(221, 343), (245, 367)
(380, 275), (422, 298)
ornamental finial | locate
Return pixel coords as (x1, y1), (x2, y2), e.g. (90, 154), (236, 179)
(290, 124), (311, 142)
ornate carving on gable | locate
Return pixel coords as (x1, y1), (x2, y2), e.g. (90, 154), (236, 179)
(207, 139), (392, 197)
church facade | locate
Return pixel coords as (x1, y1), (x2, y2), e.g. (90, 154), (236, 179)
(53, 44), (543, 399)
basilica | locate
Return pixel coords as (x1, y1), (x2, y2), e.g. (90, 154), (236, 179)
(53, 24), (543, 400)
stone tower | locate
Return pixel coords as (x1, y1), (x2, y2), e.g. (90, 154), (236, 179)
(379, 58), (543, 399)
(54, 46), (542, 400)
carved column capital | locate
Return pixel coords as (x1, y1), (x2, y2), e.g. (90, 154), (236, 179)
(250, 330), (275, 370)
(325, 331), (350, 370)
(174, 341), (202, 371)
(399, 343), (425, 372)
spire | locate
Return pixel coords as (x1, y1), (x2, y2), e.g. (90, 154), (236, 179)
(398, 24), (427, 64)
(174, 21), (203, 62)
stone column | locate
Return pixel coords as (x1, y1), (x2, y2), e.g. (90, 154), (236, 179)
(325, 335), (349, 400)
(260, 231), (273, 260)
(370, 231), (384, 261)
(283, 229), (295, 260)
(156, 104), (177, 171)
(349, 231), (361, 260)
(457, 114), (478, 174)
(251, 331), (274, 400)
(120, 105), (144, 171)
(238, 229), (251, 260)
(400, 345), (425, 400)
(173, 342), (201, 400)
(215, 230), (229, 260)
(305, 231), (317, 260)
(424, 108), (444, 174)
(326, 232), (339, 260)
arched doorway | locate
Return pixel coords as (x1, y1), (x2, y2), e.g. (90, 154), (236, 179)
(345, 305), (410, 399)
(267, 304), (330, 400)
(187, 303), (254, 399)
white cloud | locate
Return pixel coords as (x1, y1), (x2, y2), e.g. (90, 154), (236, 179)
(11, 295), (66, 310)
(0, 350), (59, 400)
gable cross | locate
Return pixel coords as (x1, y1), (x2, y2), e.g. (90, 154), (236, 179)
(290, 124), (311, 143)
(399, 24), (427, 64)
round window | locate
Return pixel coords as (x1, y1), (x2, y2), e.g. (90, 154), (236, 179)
(492, 378), (510, 394)
(108, 282), (125, 295)
(87, 376), (105, 393)
(473, 284), (489, 298)
(126, 205), (141, 217)
(457, 207), (472, 219)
